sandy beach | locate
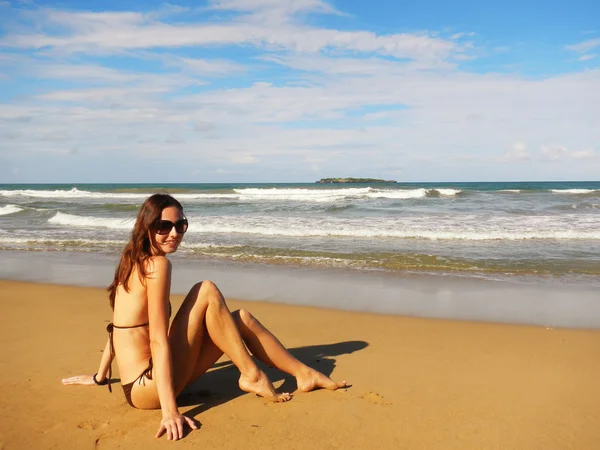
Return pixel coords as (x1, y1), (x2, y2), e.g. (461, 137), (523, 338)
(1, 280), (600, 449)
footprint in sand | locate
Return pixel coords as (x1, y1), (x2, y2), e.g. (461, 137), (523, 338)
(359, 391), (392, 405)
(77, 421), (109, 430)
(94, 430), (130, 449)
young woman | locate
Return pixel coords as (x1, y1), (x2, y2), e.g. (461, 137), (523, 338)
(62, 193), (346, 441)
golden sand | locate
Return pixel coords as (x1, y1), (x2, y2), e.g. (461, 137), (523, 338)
(1, 280), (600, 449)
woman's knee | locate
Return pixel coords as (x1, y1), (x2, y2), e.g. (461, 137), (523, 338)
(195, 280), (221, 299)
(183, 281), (224, 312)
(231, 309), (255, 333)
(237, 308), (257, 328)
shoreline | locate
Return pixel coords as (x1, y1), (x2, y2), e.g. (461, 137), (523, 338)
(2, 280), (600, 449)
(2, 249), (600, 329)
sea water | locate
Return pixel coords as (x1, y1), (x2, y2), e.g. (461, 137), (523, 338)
(1, 182), (599, 326)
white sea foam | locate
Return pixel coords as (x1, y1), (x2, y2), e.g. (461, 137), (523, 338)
(271, 187), (431, 200)
(178, 194), (240, 199)
(184, 242), (245, 250)
(433, 189), (461, 196)
(40, 209), (600, 240)
(0, 188), (150, 199)
(38, 210), (600, 241)
(499, 189), (522, 193)
(551, 189), (597, 194)
(48, 212), (135, 229)
(234, 187), (372, 202)
(191, 225), (600, 240)
(0, 205), (23, 215)
(0, 187), (463, 203)
(0, 188), (238, 201)
(184, 215), (600, 240)
(366, 188), (427, 199)
(0, 236), (126, 246)
(234, 187), (459, 201)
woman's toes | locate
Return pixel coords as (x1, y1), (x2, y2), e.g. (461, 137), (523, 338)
(278, 392), (292, 402)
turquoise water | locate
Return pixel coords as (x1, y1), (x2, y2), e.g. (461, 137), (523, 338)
(1, 181), (599, 281)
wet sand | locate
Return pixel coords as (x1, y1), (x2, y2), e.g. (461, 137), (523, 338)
(1, 280), (600, 449)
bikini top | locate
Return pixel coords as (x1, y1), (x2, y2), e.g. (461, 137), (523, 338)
(104, 302), (172, 392)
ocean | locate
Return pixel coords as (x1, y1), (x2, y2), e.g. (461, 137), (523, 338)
(2, 181), (600, 327)
(1, 181), (599, 281)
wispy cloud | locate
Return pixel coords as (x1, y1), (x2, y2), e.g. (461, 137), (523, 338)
(540, 144), (596, 162)
(207, 0), (343, 17)
(565, 38), (600, 54)
(0, 1), (598, 182)
(502, 142), (530, 162)
(0, 6), (466, 65)
(165, 56), (246, 76)
(578, 54), (596, 62)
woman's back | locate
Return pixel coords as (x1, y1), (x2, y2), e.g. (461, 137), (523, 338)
(112, 265), (153, 385)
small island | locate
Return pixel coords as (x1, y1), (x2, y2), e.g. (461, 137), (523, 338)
(316, 178), (397, 184)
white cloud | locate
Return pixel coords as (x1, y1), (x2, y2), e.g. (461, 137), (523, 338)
(164, 56), (246, 76)
(539, 145), (596, 162)
(565, 38), (600, 54)
(3, 63), (598, 178)
(540, 144), (568, 161)
(503, 142), (530, 161)
(43, 9), (147, 29)
(571, 149), (596, 159)
(0, 7), (464, 65)
(207, 0), (343, 24)
(578, 54), (596, 62)
(35, 85), (187, 103)
(0, 3), (599, 182)
(209, 0), (340, 15)
(229, 152), (259, 164)
(450, 32), (476, 40)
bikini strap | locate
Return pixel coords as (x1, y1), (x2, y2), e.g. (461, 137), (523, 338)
(112, 323), (149, 329)
(105, 321), (150, 393)
(105, 323), (114, 393)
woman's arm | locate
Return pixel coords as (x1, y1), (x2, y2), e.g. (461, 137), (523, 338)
(95, 337), (113, 382)
(61, 337), (113, 386)
(146, 256), (190, 440)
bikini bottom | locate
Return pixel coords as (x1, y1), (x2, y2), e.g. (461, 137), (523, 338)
(122, 358), (153, 407)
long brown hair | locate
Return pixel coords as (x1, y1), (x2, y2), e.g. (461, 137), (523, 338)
(107, 193), (184, 308)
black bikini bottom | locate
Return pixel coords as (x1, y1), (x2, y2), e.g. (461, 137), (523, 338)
(122, 358), (153, 407)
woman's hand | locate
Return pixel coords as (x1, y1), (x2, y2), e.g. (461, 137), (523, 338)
(61, 374), (97, 386)
(156, 412), (199, 440)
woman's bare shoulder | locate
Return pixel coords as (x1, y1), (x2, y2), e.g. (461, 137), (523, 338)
(144, 256), (172, 278)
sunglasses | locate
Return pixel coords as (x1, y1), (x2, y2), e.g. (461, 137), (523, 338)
(153, 218), (189, 235)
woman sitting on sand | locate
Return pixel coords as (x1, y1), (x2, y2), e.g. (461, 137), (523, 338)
(62, 193), (346, 441)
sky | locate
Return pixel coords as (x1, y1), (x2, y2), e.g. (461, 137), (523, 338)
(0, 0), (599, 183)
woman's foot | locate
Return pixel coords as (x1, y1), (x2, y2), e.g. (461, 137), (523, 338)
(239, 370), (292, 402)
(296, 367), (347, 392)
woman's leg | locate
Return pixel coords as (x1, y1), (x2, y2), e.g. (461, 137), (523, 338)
(168, 281), (291, 402)
(232, 309), (347, 392)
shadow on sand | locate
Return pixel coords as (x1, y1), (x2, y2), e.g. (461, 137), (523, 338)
(177, 340), (368, 419)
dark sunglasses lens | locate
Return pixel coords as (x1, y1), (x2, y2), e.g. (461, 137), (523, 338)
(155, 219), (188, 235)
(175, 219), (188, 234)
(155, 220), (173, 235)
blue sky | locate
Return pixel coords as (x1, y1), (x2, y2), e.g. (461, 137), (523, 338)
(0, 0), (598, 183)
